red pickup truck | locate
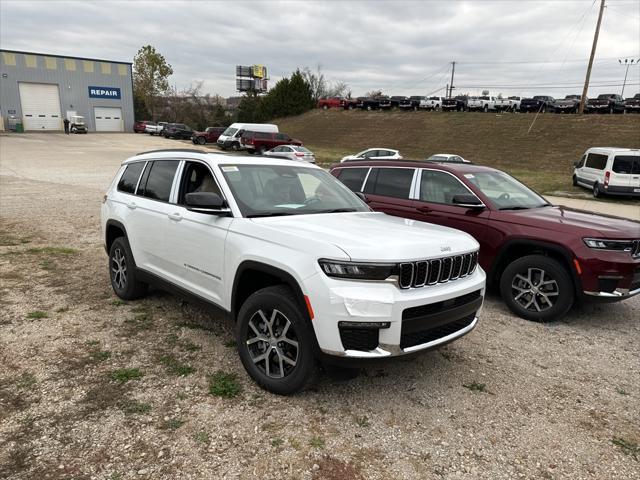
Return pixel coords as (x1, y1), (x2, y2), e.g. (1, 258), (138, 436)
(240, 131), (302, 154)
(317, 97), (344, 109)
(191, 126), (226, 145)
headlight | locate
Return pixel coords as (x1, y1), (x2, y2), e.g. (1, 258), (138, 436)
(318, 259), (397, 280)
(583, 238), (634, 252)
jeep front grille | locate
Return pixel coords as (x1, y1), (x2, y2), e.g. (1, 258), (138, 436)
(398, 252), (478, 289)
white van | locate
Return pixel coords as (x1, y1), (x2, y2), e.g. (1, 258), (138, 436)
(573, 147), (640, 198)
(216, 123), (278, 150)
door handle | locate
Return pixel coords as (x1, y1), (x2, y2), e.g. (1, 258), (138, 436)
(127, 202), (137, 210)
(168, 213), (182, 222)
(417, 206), (431, 213)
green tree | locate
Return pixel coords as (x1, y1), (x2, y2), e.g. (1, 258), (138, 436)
(133, 45), (173, 120)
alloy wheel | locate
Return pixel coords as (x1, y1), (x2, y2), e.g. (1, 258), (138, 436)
(111, 248), (127, 291)
(510, 268), (559, 312)
(245, 309), (299, 379)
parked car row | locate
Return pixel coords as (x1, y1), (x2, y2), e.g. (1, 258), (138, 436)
(317, 93), (640, 114)
(102, 145), (639, 394)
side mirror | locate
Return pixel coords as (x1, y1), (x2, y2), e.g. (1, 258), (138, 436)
(185, 192), (231, 215)
(355, 192), (370, 204)
(452, 194), (485, 209)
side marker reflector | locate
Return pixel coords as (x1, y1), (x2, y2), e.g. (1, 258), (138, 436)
(304, 295), (314, 320)
(573, 259), (582, 275)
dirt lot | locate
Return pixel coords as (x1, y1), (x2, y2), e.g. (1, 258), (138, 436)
(1, 133), (639, 480)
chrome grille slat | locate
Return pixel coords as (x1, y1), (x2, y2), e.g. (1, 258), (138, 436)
(427, 259), (441, 285)
(632, 240), (640, 258)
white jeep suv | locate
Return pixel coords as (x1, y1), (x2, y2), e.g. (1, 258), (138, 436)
(101, 149), (486, 394)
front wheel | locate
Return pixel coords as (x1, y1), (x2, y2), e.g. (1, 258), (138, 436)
(109, 237), (148, 300)
(572, 175), (578, 187)
(500, 255), (574, 322)
(231, 142), (240, 151)
(235, 285), (317, 395)
(257, 146), (266, 155)
(197, 136), (206, 145)
(483, 105), (488, 112)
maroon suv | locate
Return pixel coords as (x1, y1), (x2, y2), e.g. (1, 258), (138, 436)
(133, 120), (155, 133)
(192, 126), (226, 145)
(240, 131), (302, 155)
(330, 160), (640, 322)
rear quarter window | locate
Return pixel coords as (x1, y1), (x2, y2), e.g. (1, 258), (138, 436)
(612, 156), (638, 174)
(117, 162), (145, 194)
(336, 168), (369, 192)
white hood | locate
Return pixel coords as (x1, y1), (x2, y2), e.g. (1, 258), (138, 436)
(250, 212), (479, 262)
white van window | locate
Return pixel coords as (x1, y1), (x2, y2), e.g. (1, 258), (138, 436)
(585, 153), (608, 170)
(612, 156), (639, 175)
(222, 127), (238, 137)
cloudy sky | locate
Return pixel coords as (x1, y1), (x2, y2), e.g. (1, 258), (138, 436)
(1, 0), (639, 99)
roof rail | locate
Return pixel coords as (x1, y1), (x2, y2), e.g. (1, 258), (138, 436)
(135, 148), (209, 156)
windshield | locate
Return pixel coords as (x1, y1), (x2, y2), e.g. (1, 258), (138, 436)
(220, 164), (369, 218)
(533, 96), (546, 100)
(465, 171), (548, 210)
(597, 94), (612, 99)
(222, 127), (238, 137)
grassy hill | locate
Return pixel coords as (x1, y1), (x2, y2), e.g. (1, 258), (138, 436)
(275, 109), (640, 196)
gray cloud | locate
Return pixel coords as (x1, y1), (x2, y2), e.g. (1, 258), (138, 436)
(1, 0), (639, 99)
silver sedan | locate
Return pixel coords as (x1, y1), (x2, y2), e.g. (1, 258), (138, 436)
(263, 145), (316, 163)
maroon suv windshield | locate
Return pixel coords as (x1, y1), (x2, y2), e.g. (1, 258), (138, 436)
(464, 171), (549, 210)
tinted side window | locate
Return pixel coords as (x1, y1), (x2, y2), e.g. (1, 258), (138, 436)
(420, 170), (469, 205)
(336, 168), (368, 192)
(117, 162), (145, 194)
(366, 168), (414, 198)
(139, 160), (179, 202)
(612, 156), (636, 174)
(275, 133), (288, 140)
(585, 153), (608, 170)
(634, 159), (640, 175)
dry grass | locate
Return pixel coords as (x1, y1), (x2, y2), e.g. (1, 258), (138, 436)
(276, 109), (640, 197)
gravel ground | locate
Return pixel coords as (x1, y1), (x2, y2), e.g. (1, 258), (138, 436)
(1, 133), (638, 480)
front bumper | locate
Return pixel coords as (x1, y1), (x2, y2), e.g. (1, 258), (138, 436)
(306, 267), (486, 359)
(577, 247), (640, 299)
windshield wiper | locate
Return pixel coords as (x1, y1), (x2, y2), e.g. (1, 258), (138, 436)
(311, 208), (358, 214)
(246, 212), (298, 218)
(499, 206), (531, 210)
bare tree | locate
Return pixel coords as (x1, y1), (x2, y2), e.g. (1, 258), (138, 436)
(302, 65), (349, 101)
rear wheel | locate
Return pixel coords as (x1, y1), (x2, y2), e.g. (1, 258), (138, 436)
(593, 182), (603, 198)
(235, 285), (317, 395)
(500, 255), (574, 322)
(322, 105), (329, 110)
(109, 237), (148, 300)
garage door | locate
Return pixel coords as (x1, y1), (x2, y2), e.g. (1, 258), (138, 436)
(94, 107), (123, 132)
(18, 83), (62, 131)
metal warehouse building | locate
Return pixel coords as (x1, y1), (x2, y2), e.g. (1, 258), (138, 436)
(0, 49), (134, 132)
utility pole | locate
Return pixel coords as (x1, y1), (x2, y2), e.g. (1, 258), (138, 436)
(448, 61), (456, 98)
(579, 0), (605, 114)
(619, 58), (638, 97)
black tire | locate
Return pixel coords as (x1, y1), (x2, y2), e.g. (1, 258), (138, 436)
(108, 237), (148, 300)
(348, 104), (354, 110)
(593, 182), (602, 198)
(499, 255), (574, 322)
(322, 105), (329, 110)
(572, 175), (578, 187)
(483, 104), (488, 113)
(235, 285), (317, 395)
(541, 105), (546, 113)
(257, 146), (266, 155)
(231, 142), (240, 151)
(197, 136), (206, 145)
